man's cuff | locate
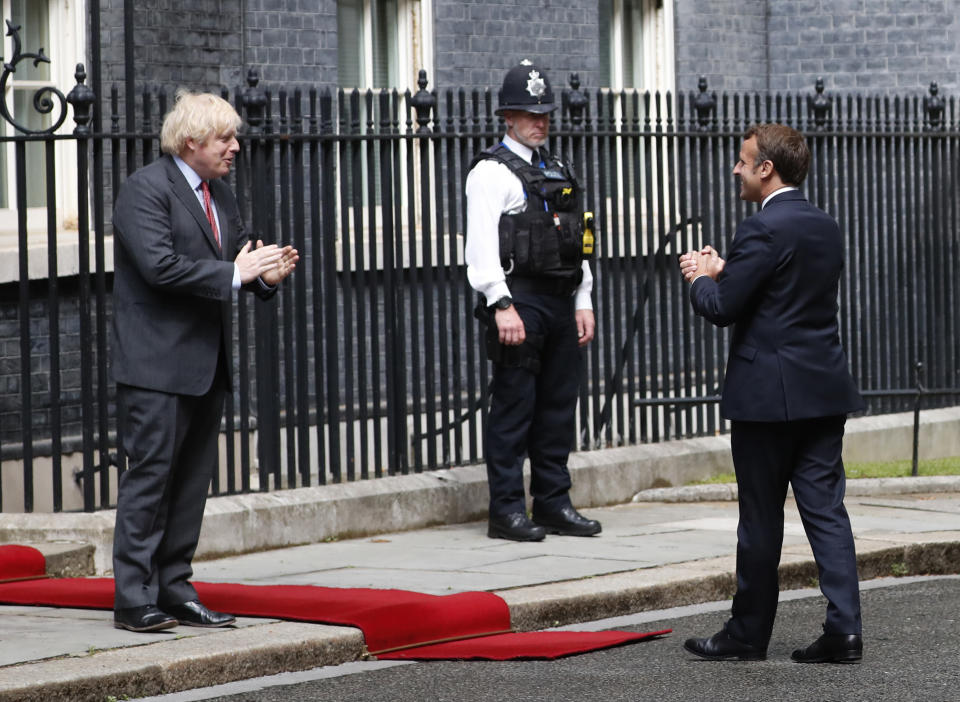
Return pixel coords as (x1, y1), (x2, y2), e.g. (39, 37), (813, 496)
(690, 273), (711, 285)
(482, 282), (512, 306)
(574, 288), (593, 311)
(232, 264), (241, 290)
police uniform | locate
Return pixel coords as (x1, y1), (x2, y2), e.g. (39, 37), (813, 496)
(465, 61), (601, 542)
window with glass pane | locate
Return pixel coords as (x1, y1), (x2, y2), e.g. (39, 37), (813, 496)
(600, 0), (645, 91)
(338, 0), (402, 90)
(3, 0), (53, 208)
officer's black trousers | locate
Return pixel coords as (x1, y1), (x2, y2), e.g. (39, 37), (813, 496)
(485, 291), (580, 518)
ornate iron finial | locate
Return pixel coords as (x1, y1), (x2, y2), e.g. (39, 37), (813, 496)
(410, 69), (435, 133)
(923, 81), (945, 128)
(66, 63), (95, 136)
(807, 76), (831, 129)
(0, 20), (69, 134)
(241, 68), (267, 134)
(566, 72), (588, 127)
(693, 76), (716, 130)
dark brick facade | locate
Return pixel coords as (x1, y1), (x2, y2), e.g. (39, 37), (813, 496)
(673, 0), (960, 95)
(97, 0), (337, 96)
(673, 0), (770, 93)
(432, 0), (601, 95)
(93, 1), (958, 103)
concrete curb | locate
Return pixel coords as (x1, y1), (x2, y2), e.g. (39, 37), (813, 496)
(2, 406), (958, 575)
(499, 538), (960, 631)
(3, 537), (958, 702)
(0, 622), (365, 702)
(632, 475), (960, 503)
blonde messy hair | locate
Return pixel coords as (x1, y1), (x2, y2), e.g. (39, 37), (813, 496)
(160, 89), (242, 155)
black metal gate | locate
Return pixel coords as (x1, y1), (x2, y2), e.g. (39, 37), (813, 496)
(1, 30), (958, 512)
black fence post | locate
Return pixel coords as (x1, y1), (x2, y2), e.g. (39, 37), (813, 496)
(242, 70), (281, 491)
(319, 88), (342, 482)
(67, 64), (97, 510)
(912, 362), (925, 477)
(8, 59), (960, 514)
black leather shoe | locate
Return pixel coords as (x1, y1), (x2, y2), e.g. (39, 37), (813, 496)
(163, 600), (236, 628)
(488, 512), (547, 541)
(684, 629), (766, 661)
(113, 605), (178, 632)
(532, 505), (602, 537)
(791, 633), (862, 663)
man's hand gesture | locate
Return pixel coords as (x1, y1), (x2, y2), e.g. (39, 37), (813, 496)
(235, 240), (299, 285)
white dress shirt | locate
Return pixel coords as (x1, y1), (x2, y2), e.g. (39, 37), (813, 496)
(464, 134), (593, 310)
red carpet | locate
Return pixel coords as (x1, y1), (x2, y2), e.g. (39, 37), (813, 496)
(0, 544), (46, 582)
(0, 545), (668, 660)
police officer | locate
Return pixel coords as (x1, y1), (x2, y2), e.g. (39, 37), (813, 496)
(465, 60), (601, 542)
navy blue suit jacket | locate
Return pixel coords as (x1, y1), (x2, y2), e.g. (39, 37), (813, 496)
(691, 190), (863, 422)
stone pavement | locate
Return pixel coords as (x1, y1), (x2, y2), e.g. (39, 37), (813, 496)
(1, 485), (958, 702)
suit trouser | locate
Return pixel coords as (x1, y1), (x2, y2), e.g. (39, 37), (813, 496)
(484, 291), (580, 518)
(726, 416), (862, 648)
(112, 370), (226, 609)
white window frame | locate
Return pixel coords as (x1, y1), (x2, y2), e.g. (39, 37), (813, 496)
(339, 0), (433, 92)
(600, 0), (676, 259)
(603, 0), (674, 94)
(335, 0), (439, 272)
(0, 0), (87, 283)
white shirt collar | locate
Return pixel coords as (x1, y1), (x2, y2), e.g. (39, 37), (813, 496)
(173, 154), (205, 192)
(761, 185), (797, 209)
(501, 133), (536, 163)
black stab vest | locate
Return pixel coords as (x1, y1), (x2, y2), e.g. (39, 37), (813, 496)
(470, 143), (587, 293)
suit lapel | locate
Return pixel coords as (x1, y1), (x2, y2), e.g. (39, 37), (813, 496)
(164, 156), (225, 258)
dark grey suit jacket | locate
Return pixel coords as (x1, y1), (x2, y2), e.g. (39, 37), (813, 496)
(111, 154), (273, 396)
(691, 190), (863, 422)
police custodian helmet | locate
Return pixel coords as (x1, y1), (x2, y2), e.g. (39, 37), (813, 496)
(495, 59), (557, 116)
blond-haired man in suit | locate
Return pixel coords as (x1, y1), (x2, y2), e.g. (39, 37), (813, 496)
(111, 90), (298, 632)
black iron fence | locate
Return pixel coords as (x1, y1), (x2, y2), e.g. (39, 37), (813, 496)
(1, 39), (958, 512)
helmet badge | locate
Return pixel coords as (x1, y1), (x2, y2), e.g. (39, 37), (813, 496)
(526, 71), (547, 99)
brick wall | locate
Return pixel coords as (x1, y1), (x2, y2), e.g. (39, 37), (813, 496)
(673, 0), (770, 93)
(673, 0), (960, 96)
(98, 0), (244, 90)
(93, 2), (959, 105)
(97, 0), (336, 95)
(243, 0), (337, 88)
(0, 279), (95, 453)
(766, 0), (959, 93)
(433, 0), (602, 100)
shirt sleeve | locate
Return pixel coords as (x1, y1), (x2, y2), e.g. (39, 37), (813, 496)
(464, 159), (524, 303)
(574, 260), (593, 310)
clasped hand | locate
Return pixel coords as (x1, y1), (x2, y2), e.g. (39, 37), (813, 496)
(678, 245), (725, 283)
(235, 240), (300, 285)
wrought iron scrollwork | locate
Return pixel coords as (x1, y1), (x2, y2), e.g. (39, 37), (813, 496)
(0, 20), (69, 134)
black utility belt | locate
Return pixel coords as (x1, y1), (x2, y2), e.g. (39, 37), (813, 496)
(507, 276), (578, 296)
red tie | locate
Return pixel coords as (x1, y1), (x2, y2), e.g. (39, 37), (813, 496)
(200, 181), (221, 248)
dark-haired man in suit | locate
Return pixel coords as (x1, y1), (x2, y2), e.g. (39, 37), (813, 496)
(111, 90), (298, 632)
(678, 123), (864, 663)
